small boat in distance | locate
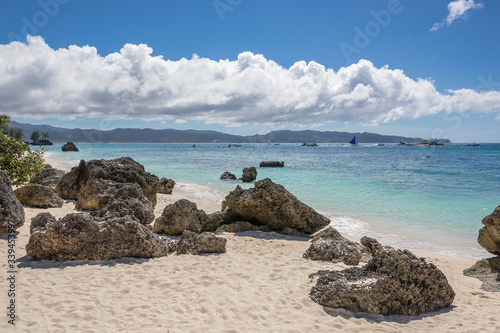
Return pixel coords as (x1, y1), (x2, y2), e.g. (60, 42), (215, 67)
(301, 143), (318, 146)
(349, 136), (358, 146)
(228, 144), (242, 147)
(466, 142), (480, 147)
(377, 143), (385, 146)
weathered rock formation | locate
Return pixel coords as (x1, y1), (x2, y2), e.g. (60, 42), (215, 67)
(309, 238), (455, 316)
(0, 170), (25, 234)
(30, 164), (65, 187)
(478, 205), (500, 255)
(260, 161), (284, 167)
(463, 257), (500, 292)
(216, 221), (254, 233)
(56, 157), (159, 207)
(61, 142), (79, 151)
(222, 178), (330, 236)
(220, 171), (237, 180)
(303, 227), (364, 265)
(240, 167), (257, 182)
(26, 213), (169, 261)
(158, 177), (176, 194)
(14, 184), (64, 208)
(175, 230), (227, 255)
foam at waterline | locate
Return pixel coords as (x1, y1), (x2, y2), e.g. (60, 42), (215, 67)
(43, 152), (80, 172)
(176, 182), (226, 203)
(325, 213), (490, 259)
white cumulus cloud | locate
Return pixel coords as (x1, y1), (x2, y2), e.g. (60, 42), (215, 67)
(1, 36), (499, 125)
(431, 0), (483, 31)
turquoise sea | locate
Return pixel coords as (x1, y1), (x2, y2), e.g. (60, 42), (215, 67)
(43, 142), (500, 258)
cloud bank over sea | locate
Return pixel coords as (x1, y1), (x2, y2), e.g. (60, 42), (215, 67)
(1, 36), (499, 125)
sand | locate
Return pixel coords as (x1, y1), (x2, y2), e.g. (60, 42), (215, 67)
(1, 158), (500, 332)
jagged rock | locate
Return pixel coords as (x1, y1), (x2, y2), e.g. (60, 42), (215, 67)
(464, 257), (500, 292)
(56, 157), (159, 207)
(158, 177), (176, 194)
(240, 167), (257, 182)
(222, 178), (330, 235)
(216, 221), (254, 233)
(176, 230), (227, 255)
(203, 211), (227, 232)
(14, 184), (64, 209)
(303, 227), (363, 265)
(153, 199), (207, 235)
(260, 161), (284, 167)
(61, 142), (79, 151)
(309, 239), (455, 316)
(26, 213), (169, 261)
(30, 164), (65, 187)
(0, 170), (25, 234)
(478, 206), (500, 255)
(220, 171), (237, 180)
(361, 236), (389, 257)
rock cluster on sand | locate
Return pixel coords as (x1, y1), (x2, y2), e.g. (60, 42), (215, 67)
(240, 167), (257, 182)
(222, 178), (330, 236)
(158, 177), (176, 194)
(152, 199), (224, 235)
(61, 142), (79, 151)
(309, 237), (455, 316)
(464, 205), (500, 291)
(220, 171), (237, 180)
(174, 230), (227, 255)
(56, 157), (159, 207)
(0, 170), (25, 234)
(303, 227), (365, 265)
(30, 164), (65, 187)
(260, 161), (284, 167)
(26, 212), (170, 261)
(14, 184), (64, 209)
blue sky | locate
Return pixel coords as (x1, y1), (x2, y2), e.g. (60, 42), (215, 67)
(1, 0), (499, 142)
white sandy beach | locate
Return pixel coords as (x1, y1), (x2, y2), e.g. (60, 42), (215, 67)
(1, 157), (500, 332)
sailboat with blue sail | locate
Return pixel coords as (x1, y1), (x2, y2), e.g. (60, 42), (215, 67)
(349, 136), (358, 146)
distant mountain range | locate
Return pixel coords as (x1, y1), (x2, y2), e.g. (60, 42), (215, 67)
(9, 121), (451, 144)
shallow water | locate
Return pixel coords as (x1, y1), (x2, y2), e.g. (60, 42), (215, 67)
(44, 142), (500, 258)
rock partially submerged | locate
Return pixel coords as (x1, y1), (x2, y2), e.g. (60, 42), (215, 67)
(158, 177), (176, 194)
(220, 171), (237, 180)
(222, 178), (330, 236)
(463, 257), (500, 292)
(260, 161), (284, 167)
(478, 206), (500, 255)
(303, 227), (364, 265)
(14, 184), (64, 208)
(30, 164), (65, 187)
(61, 142), (79, 151)
(0, 170), (25, 234)
(240, 167), (257, 182)
(309, 238), (455, 316)
(56, 157), (159, 207)
(175, 230), (227, 255)
(26, 213), (169, 261)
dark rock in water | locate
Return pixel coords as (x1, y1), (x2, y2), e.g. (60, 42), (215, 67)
(61, 142), (79, 151)
(220, 171), (237, 180)
(80, 179), (155, 225)
(309, 238), (455, 316)
(14, 184), (64, 208)
(464, 257), (500, 292)
(26, 213), (170, 261)
(158, 177), (176, 194)
(216, 221), (254, 233)
(0, 170), (25, 234)
(478, 206), (500, 255)
(222, 178), (330, 236)
(56, 157), (159, 207)
(30, 164), (65, 187)
(176, 230), (227, 255)
(303, 227), (363, 265)
(260, 161), (284, 168)
(153, 199), (207, 235)
(240, 167), (257, 182)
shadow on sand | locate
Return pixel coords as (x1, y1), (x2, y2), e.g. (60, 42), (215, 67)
(231, 230), (310, 242)
(16, 255), (153, 269)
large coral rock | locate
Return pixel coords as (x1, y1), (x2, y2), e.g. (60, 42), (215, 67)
(240, 167), (257, 182)
(222, 178), (330, 235)
(309, 239), (455, 316)
(303, 227), (363, 265)
(61, 142), (79, 151)
(26, 213), (169, 261)
(152, 199), (206, 235)
(30, 164), (65, 187)
(158, 177), (176, 194)
(260, 161), (284, 167)
(220, 171), (237, 180)
(464, 257), (500, 292)
(56, 157), (159, 207)
(76, 179), (154, 225)
(478, 206), (500, 255)
(0, 170), (25, 234)
(14, 184), (64, 208)
(176, 230), (227, 255)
